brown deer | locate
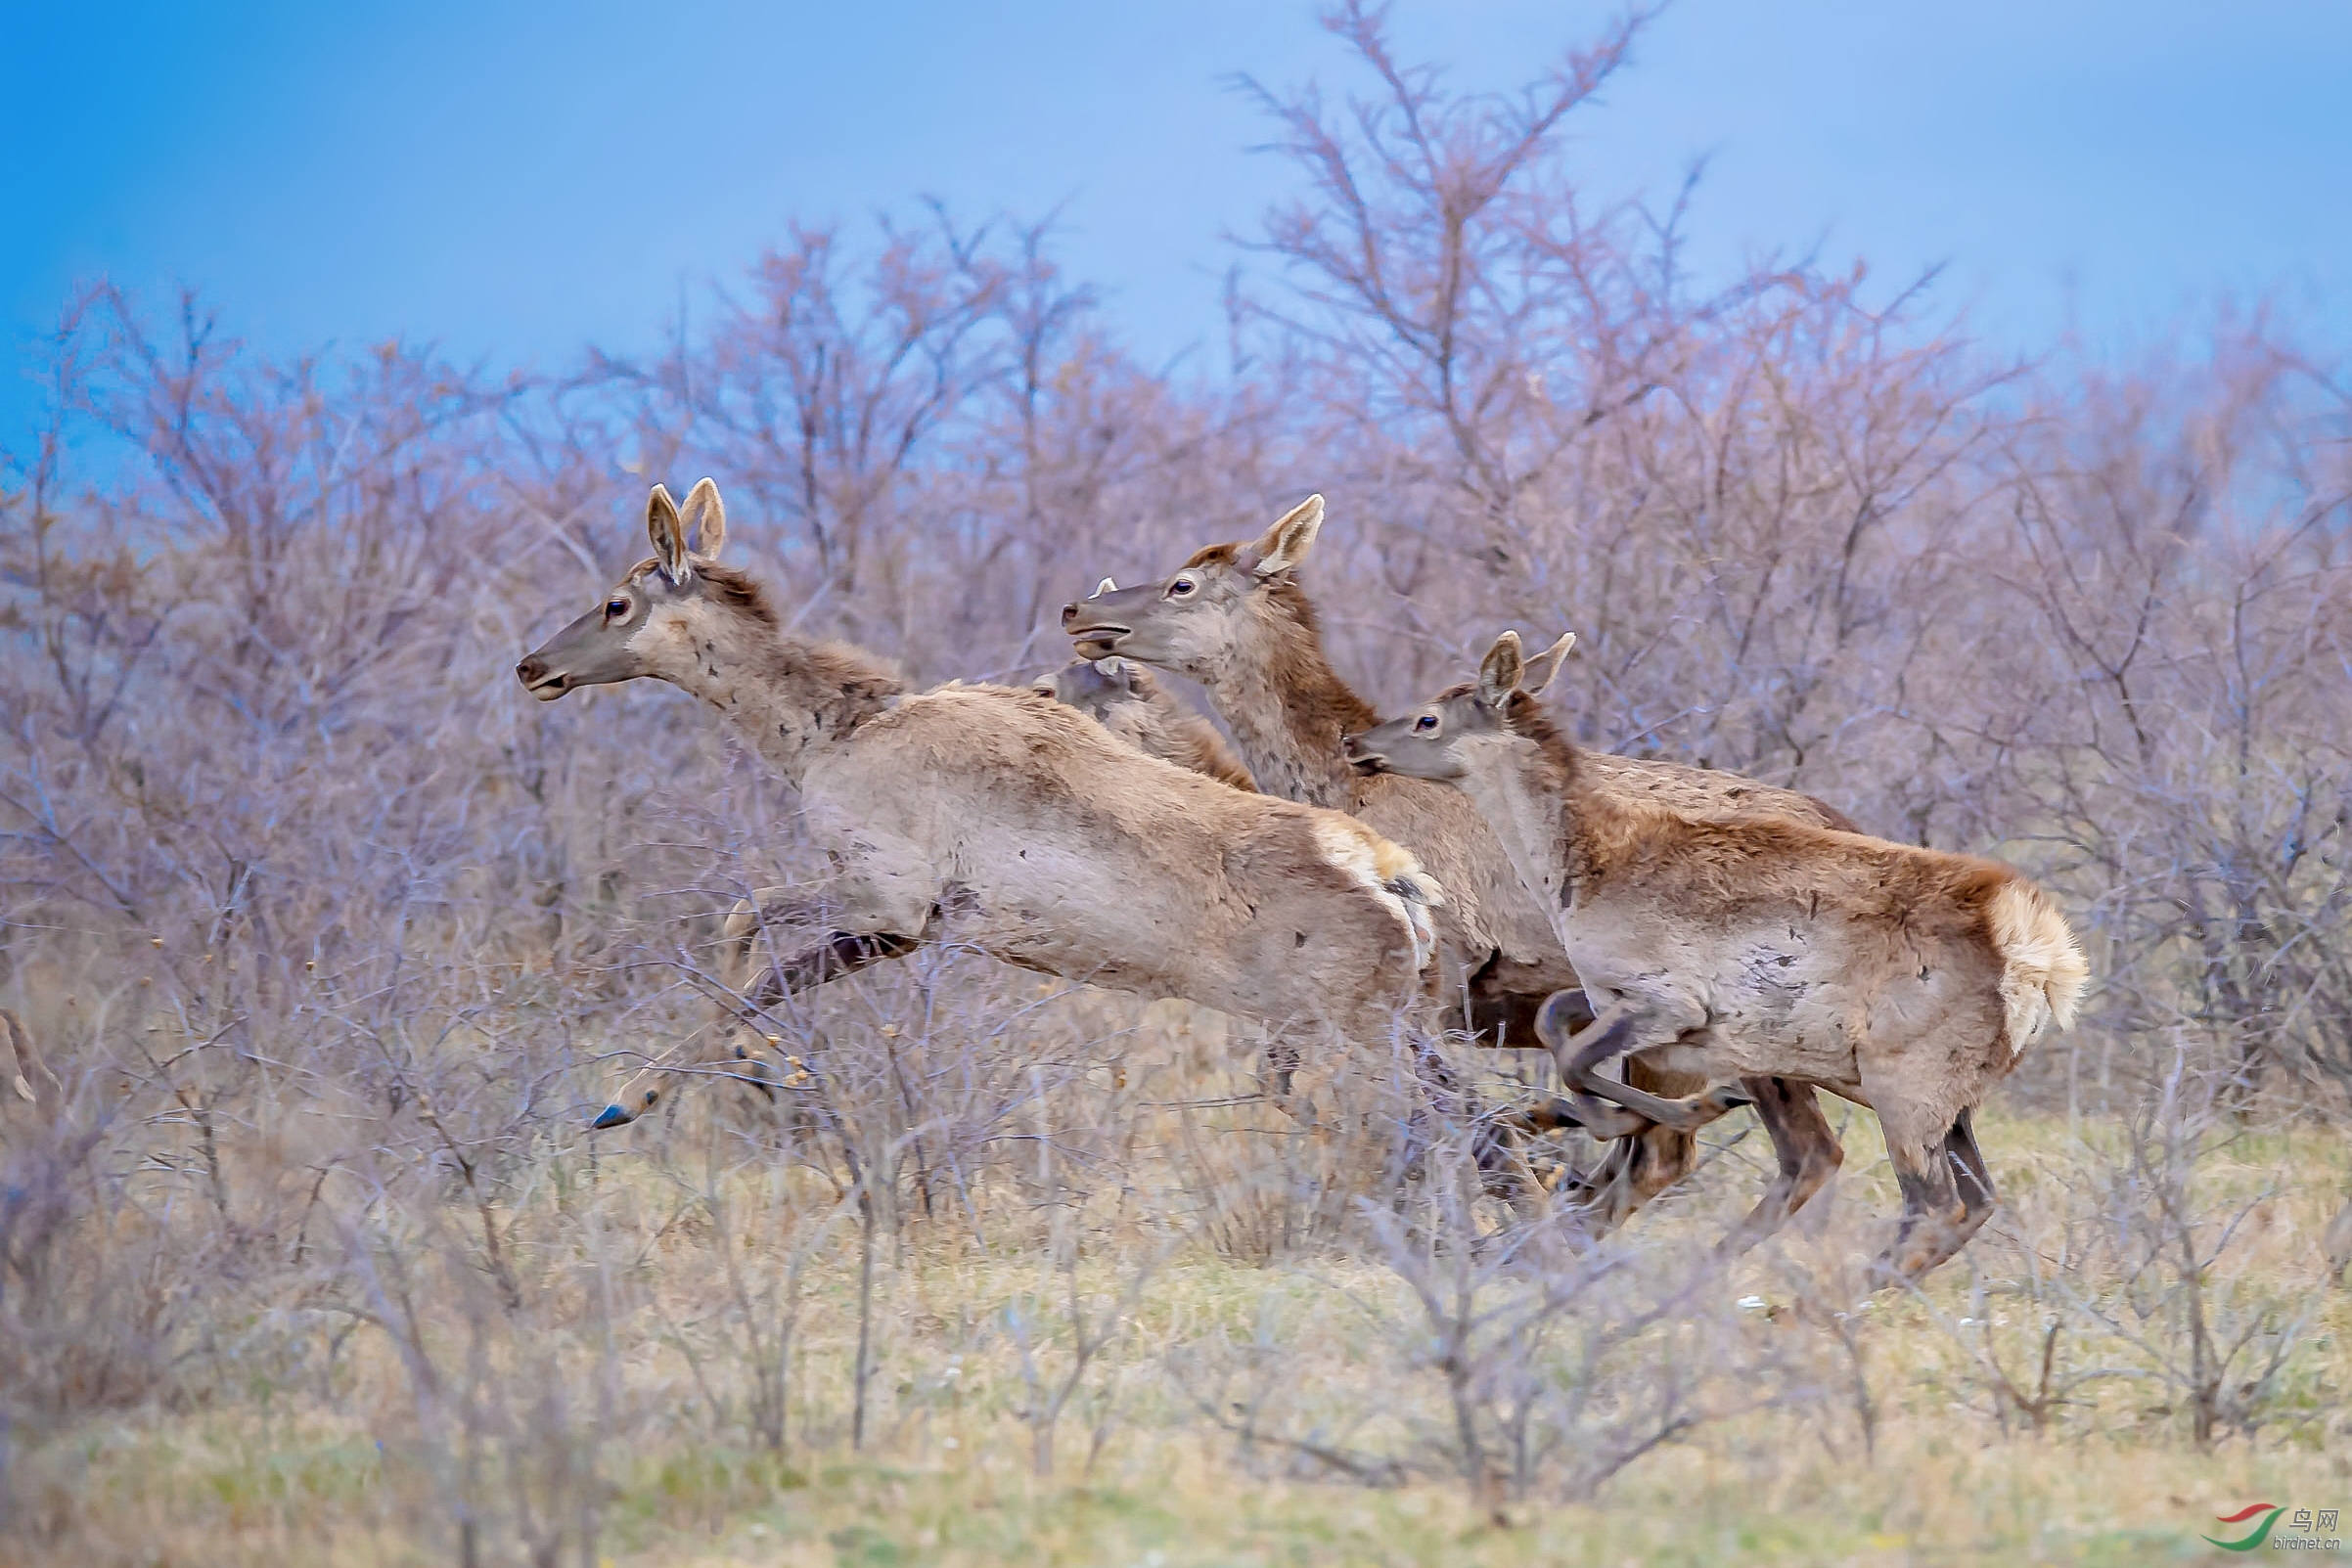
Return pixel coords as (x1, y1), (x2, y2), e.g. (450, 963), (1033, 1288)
(1032, 654), (1256, 790)
(1062, 494), (1856, 1225)
(1343, 630), (2090, 1280)
(516, 481), (1444, 1130)
(610, 657), (1263, 1128)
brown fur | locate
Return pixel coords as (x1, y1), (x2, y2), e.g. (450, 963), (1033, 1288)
(1348, 631), (2090, 1280)
(1032, 658), (1257, 791)
(1063, 496), (1856, 1225)
(519, 483), (1446, 1126)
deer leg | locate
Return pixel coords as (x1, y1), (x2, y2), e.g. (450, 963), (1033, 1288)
(1458, 967), (1725, 1212)
(1485, 981), (1819, 1233)
(1943, 1107), (1998, 1239)
(593, 887), (921, 1131)
(592, 1023), (808, 1130)
(1717, 1079), (1844, 1257)
(1572, 1069), (1825, 1238)
(1869, 1104), (1996, 1285)
(1401, 1032), (1541, 1209)
(1533, 994), (1746, 1137)
(743, 929), (920, 1008)
(1260, 1034), (1303, 1104)
(1570, 1120), (1693, 1232)
(1467, 963), (1807, 1222)
(1428, 955), (1587, 1199)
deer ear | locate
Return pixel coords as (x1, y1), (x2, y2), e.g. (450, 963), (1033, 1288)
(1520, 632), (1576, 696)
(647, 484), (693, 585)
(1251, 494), (1325, 578)
(1476, 631), (1525, 706)
(679, 477), (727, 559)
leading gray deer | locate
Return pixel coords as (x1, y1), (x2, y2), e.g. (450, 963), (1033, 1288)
(515, 481), (1450, 1132)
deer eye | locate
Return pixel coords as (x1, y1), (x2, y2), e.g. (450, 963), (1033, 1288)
(1167, 578), (1197, 598)
(606, 597), (630, 619)
(1415, 714), (1438, 734)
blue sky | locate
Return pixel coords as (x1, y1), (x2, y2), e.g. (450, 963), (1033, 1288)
(5, 1), (2348, 450)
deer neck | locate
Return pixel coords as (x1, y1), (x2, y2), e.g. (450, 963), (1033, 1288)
(1447, 734), (1615, 919)
(1204, 606), (1380, 810)
(663, 612), (905, 787)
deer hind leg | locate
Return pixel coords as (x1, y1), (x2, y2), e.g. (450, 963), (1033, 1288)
(1504, 968), (1812, 1225)
(1574, 1070), (1829, 1236)
(1394, 1030), (1542, 1211)
(1534, 994), (1750, 1138)
(1717, 1079), (1844, 1257)
(1259, 1029), (1304, 1106)
(1871, 1103), (1997, 1285)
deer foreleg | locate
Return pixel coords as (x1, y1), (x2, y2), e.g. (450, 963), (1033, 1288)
(591, 1022), (796, 1130)
(743, 929), (921, 1009)
(591, 885), (923, 1132)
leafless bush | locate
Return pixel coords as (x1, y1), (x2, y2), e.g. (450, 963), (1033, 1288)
(1905, 1048), (2331, 1451)
(1171, 1127), (1787, 1514)
(2061, 1053), (2323, 1446)
(0, 6), (2348, 1557)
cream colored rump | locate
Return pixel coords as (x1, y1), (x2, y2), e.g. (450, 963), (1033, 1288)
(1308, 816), (1445, 971)
(1986, 878), (2091, 1059)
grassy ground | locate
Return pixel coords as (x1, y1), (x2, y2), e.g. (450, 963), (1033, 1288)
(9, 1083), (2349, 1568)
(24, 1402), (2352, 1567)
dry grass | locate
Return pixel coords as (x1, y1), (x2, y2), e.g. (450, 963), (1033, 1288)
(5, 9), (2349, 1566)
(6, 1008), (2348, 1568)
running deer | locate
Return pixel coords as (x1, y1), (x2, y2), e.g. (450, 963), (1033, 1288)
(1032, 655), (1256, 790)
(611, 658), (1265, 1128)
(516, 481), (1444, 1129)
(1062, 495), (1857, 1225)
(1343, 631), (2090, 1280)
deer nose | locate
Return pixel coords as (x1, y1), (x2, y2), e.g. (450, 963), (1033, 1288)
(515, 654), (548, 688)
(1060, 601), (1083, 627)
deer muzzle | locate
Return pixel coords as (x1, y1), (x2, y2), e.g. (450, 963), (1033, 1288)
(515, 654), (570, 700)
(1063, 580), (1165, 657)
(1339, 732), (1388, 775)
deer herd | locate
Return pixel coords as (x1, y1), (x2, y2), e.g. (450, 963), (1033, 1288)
(515, 480), (2089, 1285)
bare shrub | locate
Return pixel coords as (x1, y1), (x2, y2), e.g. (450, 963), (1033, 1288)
(1171, 1127), (1787, 1515)
(0, 6), (2348, 1560)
